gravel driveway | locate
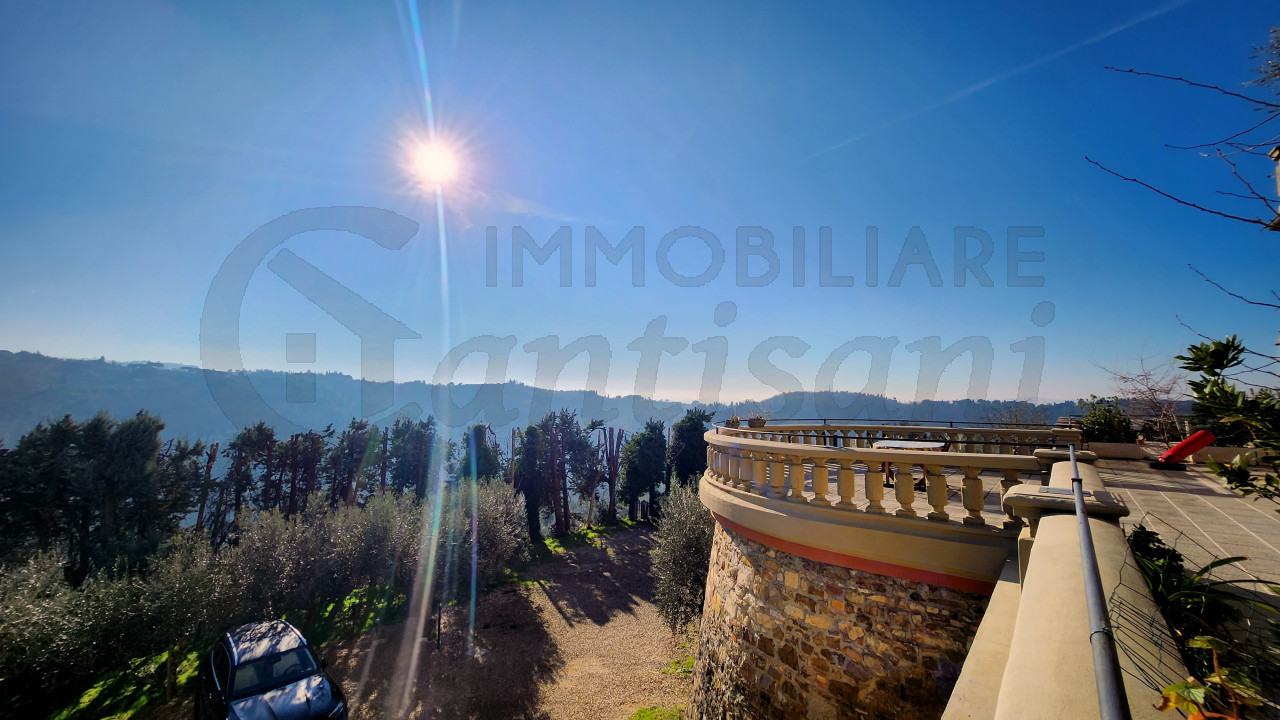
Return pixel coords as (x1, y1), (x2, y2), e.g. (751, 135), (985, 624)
(325, 526), (691, 720)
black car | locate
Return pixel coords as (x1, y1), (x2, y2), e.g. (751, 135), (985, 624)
(196, 619), (348, 720)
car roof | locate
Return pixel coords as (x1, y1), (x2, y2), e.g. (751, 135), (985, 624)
(225, 620), (307, 664)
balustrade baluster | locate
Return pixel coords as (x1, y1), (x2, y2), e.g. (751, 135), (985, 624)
(896, 461), (916, 512)
(1000, 468), (1023, 529)
(961, 466), (985, 526)
(864, 462), (885, 514)
(836, 462), (857, 508)
(751, 453), (767, 495)
(810, 460), (830, 505)
(787, 456), (808, 502)
(769, 457), (786, 499)
(725, 450), (741, 489)
(893, 462), (917, 517)
(924, 465), (948, 521)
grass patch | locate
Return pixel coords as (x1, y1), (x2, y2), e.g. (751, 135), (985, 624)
(628, 705), (684, 720)
(529, 520), (645, 561)
(51, 585), (406, 720)
(544, 521), (643, 554)
(661, 654), (695, 677)
(490, 567), (539, 588)
(50, 647), (203, 720)
(282, 585), (408, 646)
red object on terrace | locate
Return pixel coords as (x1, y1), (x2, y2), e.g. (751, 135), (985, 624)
(1158, 430), (1216, 464)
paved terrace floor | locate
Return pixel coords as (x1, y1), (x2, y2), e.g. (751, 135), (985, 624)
(1099, 456), (1280, 582)
(1098, 455), (1280, 720)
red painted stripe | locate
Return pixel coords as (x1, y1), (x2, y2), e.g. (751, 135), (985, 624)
(712, 513), (996, 595)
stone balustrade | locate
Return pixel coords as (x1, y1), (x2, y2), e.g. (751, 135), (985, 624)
(704, 427), (1045, 531)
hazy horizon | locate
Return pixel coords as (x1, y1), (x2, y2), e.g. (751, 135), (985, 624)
(0, 346), (1094, 407)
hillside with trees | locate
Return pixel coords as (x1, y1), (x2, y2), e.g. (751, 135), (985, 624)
(0, 350), (1083, 448)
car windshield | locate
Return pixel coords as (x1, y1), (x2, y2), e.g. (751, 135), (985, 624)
(230, 647), (319, 700)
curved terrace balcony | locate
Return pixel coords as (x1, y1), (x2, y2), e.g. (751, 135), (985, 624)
(700, 420), (1083, 592)
(687, 419), (1178, 720)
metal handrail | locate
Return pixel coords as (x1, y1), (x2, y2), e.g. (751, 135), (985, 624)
(1069, 444), (1132, 720)
(713, 423), (1078, 451)
(742, 417), (1071, 429)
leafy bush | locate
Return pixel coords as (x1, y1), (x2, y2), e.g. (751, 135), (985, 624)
(652, 482), (714, 633)
(1128, 524), (1280, 707)
(465, 479), (530, 589)
(0, 483), (530, 718)
(1078, 395), (1139, 443)
(1178, 335), (1280, 512)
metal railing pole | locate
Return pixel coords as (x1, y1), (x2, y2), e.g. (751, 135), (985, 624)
(1069, 444), (1131, 720)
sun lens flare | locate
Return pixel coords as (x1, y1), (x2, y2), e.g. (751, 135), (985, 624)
(415, 143), (457, 185)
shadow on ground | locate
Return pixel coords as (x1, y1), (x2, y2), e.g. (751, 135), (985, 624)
(523, 527), (656, 627)
(322, 526), (662, 719)
(326, 584), (562, 720)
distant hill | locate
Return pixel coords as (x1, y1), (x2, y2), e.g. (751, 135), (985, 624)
(0, 350), (1082, 446)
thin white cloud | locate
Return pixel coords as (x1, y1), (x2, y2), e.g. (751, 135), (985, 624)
(809, 0), (1195, 158)
(490, 192), (584, 223)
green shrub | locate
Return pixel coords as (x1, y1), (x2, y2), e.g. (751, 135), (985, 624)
(1078, 395), (1139, 443)
(652, 482), (714, 633)
(466, 479), (530, 588)
(0, 483), (531, 718)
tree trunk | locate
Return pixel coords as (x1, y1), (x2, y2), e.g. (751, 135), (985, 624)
(602, 427), (623, 525)
(165, 636), (186, 702)
(560, 457), (571, 535)
(263, 441), (274, 510)
(380, 433), (390, 490)
(628, 496), (638, 523)
(547, 429), (565, 535)
(523, 485), (542, 543)
(195, 442), (218, 531)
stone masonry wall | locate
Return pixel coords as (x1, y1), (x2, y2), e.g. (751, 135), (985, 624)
(689, 524), (989, 720)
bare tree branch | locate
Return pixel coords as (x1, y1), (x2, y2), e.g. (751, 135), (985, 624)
(1224, 144), (1274, 157)
(1106, 67), (1280, 108)
(1216, 150), (1278, 213)
(1188, 264), (1280, 309)
(1176, 316), (1280, 362)
(1085, 157), (1272, 226)
(1216, 189), (1266, 201)
(1094, 355), (1188, 444)
(1166, 110), (1280, 150)
(1238, 362), (1280, 380)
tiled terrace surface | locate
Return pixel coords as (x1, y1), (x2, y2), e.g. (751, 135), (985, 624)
(1099, 457), (1280, 582)
(1099, 456), (1280, 720)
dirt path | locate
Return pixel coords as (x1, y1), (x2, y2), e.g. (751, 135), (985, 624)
(324, 526), (691, 720)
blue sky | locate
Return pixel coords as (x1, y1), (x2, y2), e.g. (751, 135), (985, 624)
(1, 0), (1276, 406)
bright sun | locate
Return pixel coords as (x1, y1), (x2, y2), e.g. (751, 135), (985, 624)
(415, 143), (458, 185)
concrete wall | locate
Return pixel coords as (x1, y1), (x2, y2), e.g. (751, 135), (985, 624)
(689, 524), (989, 720)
